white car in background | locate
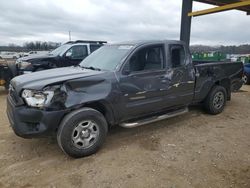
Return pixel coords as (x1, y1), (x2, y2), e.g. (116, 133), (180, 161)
(21, 51), (38, 57)
(0, 52), (19, 59)
(21, 51), (49, 57)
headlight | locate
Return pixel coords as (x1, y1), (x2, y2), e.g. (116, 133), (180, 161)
(22, 89), (54, 108)
(18, 61), (32, 69)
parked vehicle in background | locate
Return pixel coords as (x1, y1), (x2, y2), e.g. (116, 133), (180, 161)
(0, 52), (19, 59)
(7, 40), (243, 158)
(243, 62), (250, 84)
(236, 55), (250, 85)
(21, 51), (49, 57)
(22, 51), (38, 57)
(16, 40), (107, 74)
(0, 40), (106, 89)
(0, 62), (14, 90)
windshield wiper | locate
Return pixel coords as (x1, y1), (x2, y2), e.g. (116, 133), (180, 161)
(81, 66), (101, 71)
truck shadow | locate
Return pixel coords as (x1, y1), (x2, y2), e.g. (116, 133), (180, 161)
(104, 105), (205, 152)
(8, 105), (205, 159)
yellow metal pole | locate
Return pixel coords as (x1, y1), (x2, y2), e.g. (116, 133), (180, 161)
(189, 0), (250, 17)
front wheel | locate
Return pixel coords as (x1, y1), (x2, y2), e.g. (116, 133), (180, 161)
(57, 108), (108, 158)
(204, 85), (227, 115)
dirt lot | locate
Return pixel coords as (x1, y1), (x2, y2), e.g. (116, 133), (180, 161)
(0, 86), (250, 188)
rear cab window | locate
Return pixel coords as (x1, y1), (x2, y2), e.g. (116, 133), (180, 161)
(169, 44), (186, 68)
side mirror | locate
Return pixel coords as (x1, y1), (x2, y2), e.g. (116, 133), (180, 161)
(123, 69), (130, 75)
(65, 51), (72, 58)
(122, 63), (131, 75)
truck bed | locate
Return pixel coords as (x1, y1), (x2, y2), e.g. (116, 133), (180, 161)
(193, 61), (243, 102)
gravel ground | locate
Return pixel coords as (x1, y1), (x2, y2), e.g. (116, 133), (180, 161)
(0, 86), (250, 188)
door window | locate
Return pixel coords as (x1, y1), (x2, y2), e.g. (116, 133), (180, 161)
(90, 45), (102, 53)
(128, 45), (164, 72)
(170, 45), (185, 68)
(66, 45), (88, 59)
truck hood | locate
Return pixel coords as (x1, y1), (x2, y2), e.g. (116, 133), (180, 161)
(18, 54), (56, 62)
(11, 66), (105, 93)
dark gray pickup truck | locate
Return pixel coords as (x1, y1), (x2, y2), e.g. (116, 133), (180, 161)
(7, 40), (243, 158)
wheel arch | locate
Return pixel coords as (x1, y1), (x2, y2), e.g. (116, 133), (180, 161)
(82, 100), (116, 127)
(214, 78), (231, 100)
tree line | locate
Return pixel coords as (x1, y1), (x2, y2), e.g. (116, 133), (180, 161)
(1, 42), (250, 54)
(190, 44), (250, 54)
(0, 41), (61, 52)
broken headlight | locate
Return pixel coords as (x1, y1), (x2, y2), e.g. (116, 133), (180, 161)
(22, 89), (54, 108)
(22, 85), (67, 109)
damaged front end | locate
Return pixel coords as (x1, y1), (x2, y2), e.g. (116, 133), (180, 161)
(7, 68), (115, 138)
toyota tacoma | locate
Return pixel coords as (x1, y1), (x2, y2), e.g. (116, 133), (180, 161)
(7, 40), (243, 158)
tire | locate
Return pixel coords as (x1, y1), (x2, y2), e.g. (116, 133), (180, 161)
(242, 74), (250, 85)
(57, 108), (108, 158)
(204, 85), (227, 115)
(4, 81), (9, 90)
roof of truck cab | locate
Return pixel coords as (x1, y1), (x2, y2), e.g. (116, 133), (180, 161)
(111, 40), (185, 47)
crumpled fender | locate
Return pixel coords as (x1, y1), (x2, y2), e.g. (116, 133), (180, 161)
(63, 75), (113, 109)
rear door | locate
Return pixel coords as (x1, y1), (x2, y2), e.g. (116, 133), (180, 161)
(166, 44), (195, 107)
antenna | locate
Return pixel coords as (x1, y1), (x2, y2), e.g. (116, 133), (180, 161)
(69, 31), (71, 41)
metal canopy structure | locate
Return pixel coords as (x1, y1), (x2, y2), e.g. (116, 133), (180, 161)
(180, 0), (250, 46)
(191, 0), (250, 16)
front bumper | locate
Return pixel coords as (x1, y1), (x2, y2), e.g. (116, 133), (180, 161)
(6, 95), (67, 138)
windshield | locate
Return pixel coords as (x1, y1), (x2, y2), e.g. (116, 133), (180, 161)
(80, 45), (133, 71)
(49, 44), (70, 56)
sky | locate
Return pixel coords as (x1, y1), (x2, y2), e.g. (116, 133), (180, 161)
(0, 0), (249, 46)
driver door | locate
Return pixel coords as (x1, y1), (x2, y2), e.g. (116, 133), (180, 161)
(119, 44), (169, 120)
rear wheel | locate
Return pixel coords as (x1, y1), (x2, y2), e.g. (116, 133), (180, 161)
(204, 85), (227, 115)
(57, 108), (108, 158)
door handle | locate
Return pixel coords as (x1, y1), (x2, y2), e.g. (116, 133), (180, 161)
(195, 72), (200, 77)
